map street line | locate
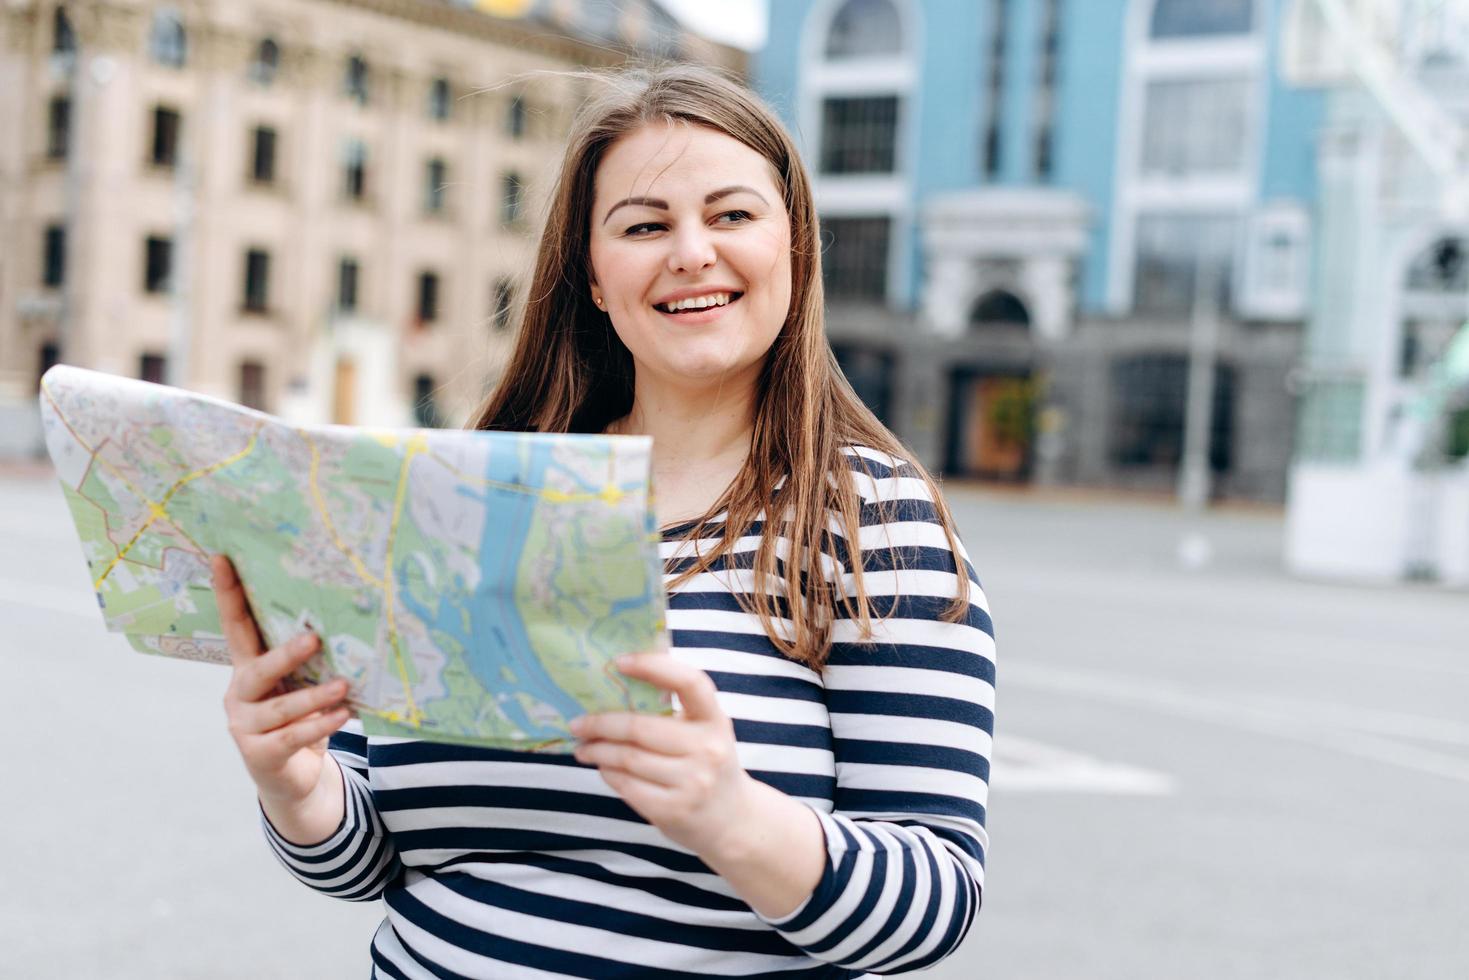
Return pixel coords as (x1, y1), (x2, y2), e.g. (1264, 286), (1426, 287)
(304, 432), (386, 592)
(380, 434), (428, 727)
(42, 379), (256, 587)
(91, 429), (262, 590)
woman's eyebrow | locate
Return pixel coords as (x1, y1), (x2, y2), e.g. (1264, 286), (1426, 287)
(602, 185), (769, 225)
(704, 184), (768, 206)
(603, 196), (667, 224)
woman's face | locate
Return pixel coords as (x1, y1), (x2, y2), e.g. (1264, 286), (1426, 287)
(588, 122), (793, 398)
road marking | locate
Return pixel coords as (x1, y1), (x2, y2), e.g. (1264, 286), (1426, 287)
(1006, 661), (1469, 786)
(991, 734), (1175, 795)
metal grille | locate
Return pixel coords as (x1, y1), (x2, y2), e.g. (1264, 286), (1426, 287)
(821, 216), (891, 301)
(820, 96), (898, 175)
(1109, 354), (1235, 472)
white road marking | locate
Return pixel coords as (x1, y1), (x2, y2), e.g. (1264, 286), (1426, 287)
(1006, 661), (1469, 786)
(991, 733), (1175, 795)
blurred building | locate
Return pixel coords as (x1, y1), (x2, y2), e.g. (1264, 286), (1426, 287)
(1281, 0), (1469, 585)
(0, 0), (742, 456)
(757, 0), (1323, 500)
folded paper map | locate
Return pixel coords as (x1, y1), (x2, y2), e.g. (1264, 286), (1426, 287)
(38, 365), (670, 751)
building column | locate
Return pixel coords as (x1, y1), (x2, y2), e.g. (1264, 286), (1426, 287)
(922, 254), (973, 340)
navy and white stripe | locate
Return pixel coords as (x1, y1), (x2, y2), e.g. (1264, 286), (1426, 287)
(265, 447), (995, 977)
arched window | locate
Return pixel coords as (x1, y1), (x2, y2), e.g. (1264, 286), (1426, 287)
(1406, 237), (1468, 294)
(149, 8), (187, 68)
(969, 289), (1032, 329)
(53, 7), (76, 56)
(429, 77), (452, 121)
(250, 38), (279, 85)
(1400, 236), (1468, 378)
(825, 0), (903, 58)
(1149, 0), (1253, 39)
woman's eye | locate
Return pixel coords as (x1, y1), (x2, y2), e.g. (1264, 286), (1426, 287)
(624, 212), (751, 237)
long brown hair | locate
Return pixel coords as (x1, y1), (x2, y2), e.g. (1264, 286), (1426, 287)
(471, 63), (970, 668)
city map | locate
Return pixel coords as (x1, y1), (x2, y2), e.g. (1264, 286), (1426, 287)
(38, 365), (670, 751)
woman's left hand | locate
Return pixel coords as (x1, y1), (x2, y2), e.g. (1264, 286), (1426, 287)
(571, 652), (754, 859)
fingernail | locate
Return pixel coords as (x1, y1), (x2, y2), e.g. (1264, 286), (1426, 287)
(615, 655), (633, 670)
(292, 633), (316, 653)
(568, 717), (585, 735)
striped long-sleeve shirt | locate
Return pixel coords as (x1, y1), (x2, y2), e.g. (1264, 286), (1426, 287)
(263, 448), (996, 978)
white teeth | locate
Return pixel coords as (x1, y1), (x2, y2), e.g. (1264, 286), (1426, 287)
(658, 291), (732, 312)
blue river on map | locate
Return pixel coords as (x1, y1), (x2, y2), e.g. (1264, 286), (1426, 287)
(396, 440), (592, 740)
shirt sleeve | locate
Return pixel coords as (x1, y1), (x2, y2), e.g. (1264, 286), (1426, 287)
(757, 454), (994, 973)
(260, 718), (402, 902)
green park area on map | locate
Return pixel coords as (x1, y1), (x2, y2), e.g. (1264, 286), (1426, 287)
(38, 365), (670, 751)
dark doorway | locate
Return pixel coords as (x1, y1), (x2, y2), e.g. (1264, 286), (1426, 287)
(945, 367), (1035, 480)
(37, 341), (60, 389)
(140, 352), (167, 385)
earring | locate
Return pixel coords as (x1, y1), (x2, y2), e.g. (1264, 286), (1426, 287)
(593, 296), (604, 309)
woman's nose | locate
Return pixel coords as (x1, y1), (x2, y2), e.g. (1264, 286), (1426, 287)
(666, 225), (717, 275)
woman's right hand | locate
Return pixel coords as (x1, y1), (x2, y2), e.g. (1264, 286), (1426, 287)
(213, 554), (351, 841)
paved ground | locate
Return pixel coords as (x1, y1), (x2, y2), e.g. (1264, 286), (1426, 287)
(2, 469), (1465, 978)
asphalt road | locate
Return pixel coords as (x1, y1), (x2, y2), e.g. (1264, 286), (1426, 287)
(1, 468), (1465, 979)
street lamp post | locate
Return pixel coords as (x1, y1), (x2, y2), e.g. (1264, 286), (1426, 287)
(1178, 254), (1222, 512)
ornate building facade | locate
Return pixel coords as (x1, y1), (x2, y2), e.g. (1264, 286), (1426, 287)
(0, 0), (741, 455)
(757, 0), (1324, 501)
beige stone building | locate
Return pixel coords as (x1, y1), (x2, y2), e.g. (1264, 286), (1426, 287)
(0, 0), (743, 455)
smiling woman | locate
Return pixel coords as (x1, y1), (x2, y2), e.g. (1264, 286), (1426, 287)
(225, 64), (996, 979)
(588, 125), (791, 404)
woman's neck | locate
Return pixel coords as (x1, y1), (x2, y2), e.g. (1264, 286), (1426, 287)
(608, 378), (757, 526)
(610, 381), (756, 467)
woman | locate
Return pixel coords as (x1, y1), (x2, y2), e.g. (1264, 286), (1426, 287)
(215, 64), (995, 977)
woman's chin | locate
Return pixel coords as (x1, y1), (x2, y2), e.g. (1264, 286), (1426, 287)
(645, 352), (762, 390)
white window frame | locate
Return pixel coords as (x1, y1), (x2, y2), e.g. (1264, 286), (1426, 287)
(799, 0), (921, 307)
(1107, 0), (1269, 314)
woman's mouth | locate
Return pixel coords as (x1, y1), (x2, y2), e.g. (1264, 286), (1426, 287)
(652, 291), (744, 323)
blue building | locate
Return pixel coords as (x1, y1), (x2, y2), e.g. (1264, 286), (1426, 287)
(756, 0), (1324, 499)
